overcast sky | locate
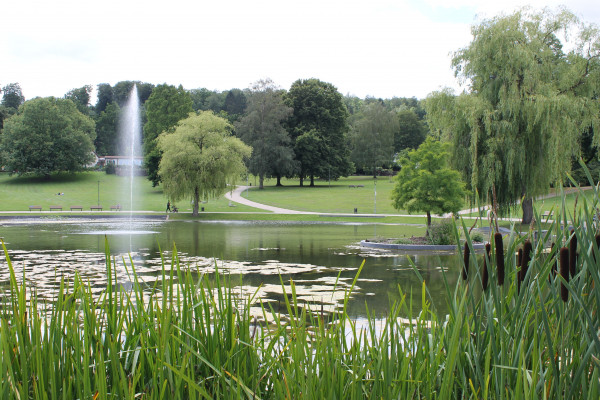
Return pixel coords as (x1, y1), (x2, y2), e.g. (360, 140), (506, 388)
(2, 0), (599, 102)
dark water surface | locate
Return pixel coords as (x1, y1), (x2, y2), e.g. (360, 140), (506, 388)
(0, 219), (463, 318)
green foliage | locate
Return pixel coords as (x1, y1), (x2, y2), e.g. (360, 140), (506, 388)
(286, 78), (353, 185)
(235, 79), (294, 188)
(391, 137), (467, 226)
(1, 82), (25, 110)
(158, 111), (251, 215)
(427, 219), (456, 245)
(427, 8), (600, 222)
(0, 97), (96, 176)
(395, 109), (426, 152)
(104, 162), (116, 175)
(64, 85), (93, 115)
(143, 84), (194, 186)
(94, 101), (121, 156)
(350, 102), (397, 176)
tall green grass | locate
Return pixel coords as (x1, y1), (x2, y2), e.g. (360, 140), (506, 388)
(1, 182), (600, 398)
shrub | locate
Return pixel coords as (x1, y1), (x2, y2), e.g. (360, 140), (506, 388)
(105, 162), (116, 175)
(427, 219), (455, 245)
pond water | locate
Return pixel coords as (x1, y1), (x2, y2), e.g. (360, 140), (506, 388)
(0, 219), (465, 318)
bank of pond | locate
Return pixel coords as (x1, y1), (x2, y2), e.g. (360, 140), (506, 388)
(1, 204), (600, 398)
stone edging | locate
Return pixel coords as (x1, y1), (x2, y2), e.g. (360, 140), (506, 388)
(360, 240), (486, 251)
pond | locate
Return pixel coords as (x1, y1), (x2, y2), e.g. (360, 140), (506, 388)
(0, 218), (465, 318)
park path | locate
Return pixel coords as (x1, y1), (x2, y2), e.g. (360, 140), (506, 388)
(224, 186), (318, 214)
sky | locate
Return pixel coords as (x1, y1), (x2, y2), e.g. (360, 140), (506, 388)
(2, 0), (599, 102)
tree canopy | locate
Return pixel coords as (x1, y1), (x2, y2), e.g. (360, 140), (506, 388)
(158, 111), (251, 216)
(0, 97), (96, 177)
(286, 78), (353, 186)
(235, 79), (294, 188)
(143, 84), (193, 186)
(349, 101), (397, 177)
(391, 137), (467, 228)
(426, 8), (600, 223)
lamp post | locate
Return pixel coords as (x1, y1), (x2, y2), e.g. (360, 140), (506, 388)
(374, 178), (377, 214)
(97, 180), (100, 206)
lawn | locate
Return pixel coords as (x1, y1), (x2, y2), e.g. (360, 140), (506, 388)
(242, 175), (404, 214)
(0, 171), (261, 213)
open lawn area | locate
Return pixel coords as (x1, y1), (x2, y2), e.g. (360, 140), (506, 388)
(0, 171), (260, 213)
(243, 175), (403, 214)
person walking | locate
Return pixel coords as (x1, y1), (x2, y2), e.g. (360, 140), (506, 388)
(166, 201), (171, 213)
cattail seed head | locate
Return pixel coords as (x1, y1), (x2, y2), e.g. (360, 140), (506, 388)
(482, 243), (491, 290)
(521, 240), (532, 283)
(569, 229), (577, 278)
(462, 242), (470, 280)
(560, 247), (570, 302)
(494, 233), (505, 286)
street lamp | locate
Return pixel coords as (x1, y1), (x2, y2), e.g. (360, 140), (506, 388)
(374, 178), (377, 214)
(97, 180), (100, 206)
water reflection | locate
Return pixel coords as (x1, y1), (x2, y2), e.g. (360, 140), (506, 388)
(0, 220), (464, 317)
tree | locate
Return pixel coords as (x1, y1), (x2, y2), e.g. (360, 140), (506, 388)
(94, 101), (121, 156)
(0, 97), (96, 177)
(113, 81), (154, 106)
(350, 102), (397, 177)
(143, 84), (193, 186)
(235, 79), (295, 188)
(391, 137), (467, 230)
(64, 85), (93, 115)
(1, 83), (25, 110)
(223, 88), (247, 123)
(95, 83), (114, 114)
(286, 78), (353, 186)
(426, 8), (600, 224)
(395, 109), (426, 152)
(158, 111), (251, 216)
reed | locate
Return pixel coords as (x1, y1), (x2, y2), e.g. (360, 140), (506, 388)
(1, 182), (600, 398)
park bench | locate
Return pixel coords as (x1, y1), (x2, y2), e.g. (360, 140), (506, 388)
(29, 205), (42, 211)
(70, 206), (83, 211)
(90, 205), (103, 211)
(110, 205), (122, 211)
(542, 211), (554, 219)
(49, 206), (63, 211)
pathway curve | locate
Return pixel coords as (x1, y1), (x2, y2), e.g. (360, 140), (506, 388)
(225, 186), (318, 214)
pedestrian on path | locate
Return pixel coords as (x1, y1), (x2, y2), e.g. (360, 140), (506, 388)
(166, 201), (171, 213)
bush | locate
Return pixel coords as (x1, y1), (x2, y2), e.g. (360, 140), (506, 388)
(105, 163), (116, 175)
(427, 219), (456, 245)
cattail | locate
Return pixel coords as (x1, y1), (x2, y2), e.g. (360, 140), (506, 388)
(521, 240), (532, 283)
(549, 242), (557, 282)
(560, 247), (569, 302)
(482, 243), (491, 290)
(569, 229), (577, 278)
(517, 248), (523, 291)
(495, 233), (505, 285)
(462, 242), (470, 280)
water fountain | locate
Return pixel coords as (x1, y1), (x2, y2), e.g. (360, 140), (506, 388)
(119, 84), (141, 216)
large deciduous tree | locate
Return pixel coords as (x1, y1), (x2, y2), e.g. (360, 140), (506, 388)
(1, 83), (25, 110)
(0, 97), (96, 177)
(350, 101), (397, 177)
(395, 109), (426, 152)
(286, 78), (353, 186)
(158, 111), (251, 216)
(64, 85), (93, 115)
(235, 79), (294, 188)
(143, 84), (193, 186)
(391, 137), (467, 230)
(94, 101), (121, 156)
(426, 8), (600, 224)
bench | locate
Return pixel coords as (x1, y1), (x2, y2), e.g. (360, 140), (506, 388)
(542, 211), (554, 219)
(90, 206), (103, 211)
(110, 205), (122, 211)
(49, 206), (63, 211)
(29, 205), (42, 211)
(70, 206), (83, 211)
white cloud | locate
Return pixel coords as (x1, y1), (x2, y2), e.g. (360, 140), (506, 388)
(1, 1), (598, 101)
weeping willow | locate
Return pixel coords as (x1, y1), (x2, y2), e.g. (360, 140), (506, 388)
(426, 7), (600, 223)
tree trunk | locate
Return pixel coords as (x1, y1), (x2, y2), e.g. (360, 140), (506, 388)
(521, 197), (533, 225)
(192, 187), (200, 216)
(299, 176), (304, 187)
(259, 174), (264, 190)
(310, 174), (315, 187)
(276, 175), (282, 186)
(426, 211), (432, 230)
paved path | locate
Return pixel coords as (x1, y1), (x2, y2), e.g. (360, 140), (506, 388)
(224, 186), (318, 214)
